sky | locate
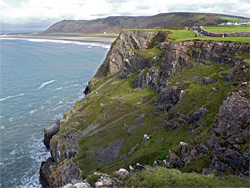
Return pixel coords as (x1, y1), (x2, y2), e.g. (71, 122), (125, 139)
(0, 0), (250, 31)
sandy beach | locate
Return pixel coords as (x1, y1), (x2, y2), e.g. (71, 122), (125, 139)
(0, 34), (117, 43)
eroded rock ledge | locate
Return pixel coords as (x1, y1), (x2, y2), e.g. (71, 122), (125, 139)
(40, 30), (250, 187)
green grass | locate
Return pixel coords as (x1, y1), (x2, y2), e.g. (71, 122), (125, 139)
(182, 154), (212, 173)
(86, 174), (101, 185)
(136, 46), (163, 61)
(167, 29), (250, 43)
(203, 25), (250, 33)
(125, 166), (249, 187)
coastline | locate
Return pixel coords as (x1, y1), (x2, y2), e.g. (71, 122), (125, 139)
(0, 34), (116, 43)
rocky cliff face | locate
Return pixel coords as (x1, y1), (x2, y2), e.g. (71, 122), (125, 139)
(40, 30), (250, 187)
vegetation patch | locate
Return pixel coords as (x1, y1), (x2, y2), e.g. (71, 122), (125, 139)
(125, 166), (249, 187)
(86, 174), (101, 186)
(136, 45), (163, 61)
(183, 154), (212, 173)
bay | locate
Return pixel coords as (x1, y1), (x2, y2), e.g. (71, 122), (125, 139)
(0, 38), (109, 187)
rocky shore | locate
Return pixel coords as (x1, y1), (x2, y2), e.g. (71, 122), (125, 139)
(40, 30), (250, 187)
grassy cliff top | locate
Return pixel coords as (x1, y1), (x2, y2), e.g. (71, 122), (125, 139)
(123, 27), (250, 43)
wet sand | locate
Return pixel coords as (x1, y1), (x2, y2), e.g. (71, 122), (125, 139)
(0, 35), (116, 43)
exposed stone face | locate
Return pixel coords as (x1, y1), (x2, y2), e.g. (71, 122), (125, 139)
(94, 140), (124, 166)
(41, 31), (250, 186)
(190, 107), (208, 123)
(166, 89), (250, 176)
(44, 119), (60, 149)
(85, 31), (249, 96)
(203, 77), (216, 85)
(40, 158), (82, 188)
(214, 92), (250, 136)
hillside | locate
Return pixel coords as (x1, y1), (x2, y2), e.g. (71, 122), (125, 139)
(40, 29), (250, 187)
(39, 12), (250, 35)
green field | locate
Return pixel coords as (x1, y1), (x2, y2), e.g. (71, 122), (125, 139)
(203, 25), (250, 33)
(219, 16), (250, 23)
(168, 29), (250, 43)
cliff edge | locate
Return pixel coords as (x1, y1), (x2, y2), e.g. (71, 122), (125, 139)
(40, 30), (250, 187)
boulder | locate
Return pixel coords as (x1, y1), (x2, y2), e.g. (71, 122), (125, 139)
(43, 119), (60, 149)
(114, 168), (129, 177)
(95, 174), (115, 188)
(74, 182), (91, 188)
(203, 157), (229, 174)
(203, 77), (216, 85)
(190, 106), (208, 123)
(62, 183), (73, 188)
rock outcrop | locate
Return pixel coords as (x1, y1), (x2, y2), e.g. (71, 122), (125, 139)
(43, 119), (60, 149)
(166, 86), (250, 176)
(40, 30), (250, 187)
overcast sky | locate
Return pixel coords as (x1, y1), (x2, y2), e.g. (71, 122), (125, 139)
(0, 0), (250, 31)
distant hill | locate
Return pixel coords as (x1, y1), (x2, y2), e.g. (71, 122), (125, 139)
(40, 12), (250, 35)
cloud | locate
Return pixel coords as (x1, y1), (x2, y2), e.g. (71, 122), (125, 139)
(0, 0), (249, 27)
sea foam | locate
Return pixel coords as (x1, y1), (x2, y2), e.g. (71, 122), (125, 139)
(0, 93), (25, 102)
(38, 80), (55, 89)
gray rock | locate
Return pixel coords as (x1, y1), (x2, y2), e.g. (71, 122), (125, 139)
(179, 90), (186, 101)
(43, 119), (60, 149)
(134, 112), (145, 124)
(62, 183), (73, 188)
(40, 158), (82, 188)
(203, 77), (216, 85)
(74, 182), (91, 188)
(95, 140), (124, 166)
(95, 174), (115, 188)
(225, 73), (233, 82)
(114, 168), (129, 177)
(190, 106), (208, 123)
(212, 87), (218, 92)
(208, 157), (229, 173)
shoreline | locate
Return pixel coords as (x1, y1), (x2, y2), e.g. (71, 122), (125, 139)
(0, 34), (116, 43)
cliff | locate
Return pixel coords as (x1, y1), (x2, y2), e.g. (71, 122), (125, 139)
(40, 30), (250, 187)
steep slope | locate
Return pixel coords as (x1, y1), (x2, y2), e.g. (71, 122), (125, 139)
(40, 30), (250, 187)
(40, 12), (250, 35)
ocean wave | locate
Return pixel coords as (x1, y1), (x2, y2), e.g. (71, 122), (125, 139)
(55, 87), (63, 90)
(0, 93), (25, 102)
(38, 80), (55, 89)
(19, 135), (50, 188)
(29, 109), (38, 114)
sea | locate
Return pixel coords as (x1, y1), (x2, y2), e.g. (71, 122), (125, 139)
(0, 37), (110, 187)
